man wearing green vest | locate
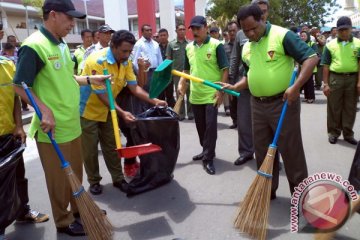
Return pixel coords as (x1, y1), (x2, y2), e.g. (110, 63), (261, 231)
(13, 0), (110, 236)
(72, 29), (92, 75)
(178, 16), (229, 175)
(221, 4), (318, 197)
(321, 16), (359, 145)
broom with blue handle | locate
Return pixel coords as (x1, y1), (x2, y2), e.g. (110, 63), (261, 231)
(233, 66), (298, 240)
(21, 82), (113, 240)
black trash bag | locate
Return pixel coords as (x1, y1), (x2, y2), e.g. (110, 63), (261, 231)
(0, 135), (25, 229)
(348, 142), (360, 214)
(123, 106), (180, 196)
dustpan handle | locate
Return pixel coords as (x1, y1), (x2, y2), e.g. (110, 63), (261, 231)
(270, 66), (298, 147)
(21, 82), (70, 168)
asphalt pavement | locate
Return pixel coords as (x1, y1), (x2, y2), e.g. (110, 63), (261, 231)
(4, 90), (360, 240)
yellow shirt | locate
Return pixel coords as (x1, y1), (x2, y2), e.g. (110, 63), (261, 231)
(80, 47), (137, 122)
(0, 57), (16, 135)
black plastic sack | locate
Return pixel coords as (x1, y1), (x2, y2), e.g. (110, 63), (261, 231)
(348, 142), (360, 214)
(0, 135), (24, 229)
(123, 106), (180, 196)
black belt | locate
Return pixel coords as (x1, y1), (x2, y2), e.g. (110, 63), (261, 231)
(330, 71), (357, 76)
(253, 92), (284, 103)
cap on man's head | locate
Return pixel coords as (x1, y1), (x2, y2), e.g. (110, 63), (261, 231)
(42, 0), (86, 19)
(189, 16), (207, 28)
(337, 16), (352, 30)
(98, 24), (115, 33)
(251, 0), (269, 6)
(210, 27), (219, 33)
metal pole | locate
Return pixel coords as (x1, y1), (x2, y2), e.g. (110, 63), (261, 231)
(84, 0), (89, 29)
(25, 5), (29, 36)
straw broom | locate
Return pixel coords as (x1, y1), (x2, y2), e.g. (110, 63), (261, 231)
(233, 67), (298, 240)
(173, 95), (184, 114)
(22, 82), (113, 240)
(313, 194), (360, 240)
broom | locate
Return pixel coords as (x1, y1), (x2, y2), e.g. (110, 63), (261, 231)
(234, 67), (298, 240)
(313, 193), (360, 240)
(173, 94), (184, 115)
(21, 82), (113, 240)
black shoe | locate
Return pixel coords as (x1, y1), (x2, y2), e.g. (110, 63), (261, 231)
(234, 155), (253, 166)
(229, 123), (237, 129)
(192, 152), (204, 161)
(178, 116), (185, 121)
(89, 183), (102, 195)
(188, 116), (194, 120)
(202, 160), (215, 175)
(57, 220), (86, 236)
(344, 137), (358, 145)
(328, 136), (338, 144)
(113, 179), (128, 193)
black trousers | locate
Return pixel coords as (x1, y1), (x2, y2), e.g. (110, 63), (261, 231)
(303, 74), (315, 100)
(192, 104), (218, 160)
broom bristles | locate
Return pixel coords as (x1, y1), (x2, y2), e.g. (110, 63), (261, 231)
(234, 146), (277, 240)
(64, 167), (113, 240)
(174, 95), (184, 114)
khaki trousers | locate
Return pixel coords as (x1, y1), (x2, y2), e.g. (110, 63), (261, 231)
(36, 136), (83, 228)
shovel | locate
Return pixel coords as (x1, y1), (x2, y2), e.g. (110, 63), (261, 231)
(103, 69), (162, 158)
(150, 59), (240, 98)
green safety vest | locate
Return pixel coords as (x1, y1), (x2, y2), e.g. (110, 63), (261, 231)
(326, 38), (360, 73)
(242, 25), (293, 97)
(74, 46), (86, 74)
(186, 38), (222, 104)
(22, 31), (81, 143)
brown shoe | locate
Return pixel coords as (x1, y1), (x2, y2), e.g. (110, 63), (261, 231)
(16, 209), (49, 223)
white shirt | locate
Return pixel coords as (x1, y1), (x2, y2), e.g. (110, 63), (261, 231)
(132, 36), (163, 72)
(80, 42), (108, 72)
(326, 36), (337, 43)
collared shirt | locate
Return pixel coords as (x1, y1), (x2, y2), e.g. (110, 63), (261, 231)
(72, 45), (86, 74)
(80, 47), (137, 122)
(166, 38), (188, 71)
(13, 25), (80, 143)
(0, 56), (16, 136)
(321, 36), (360, 73)
(242, 22), (316, 97)
(132, 36), (163, 72)
(184, 35), (229, 104)
(80, 42), (107, 71)
(326, 35), (337, 43)
(159, 42), (168, 60)
(230, 30), (248, 82)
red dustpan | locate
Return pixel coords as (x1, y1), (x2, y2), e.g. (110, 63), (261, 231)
(104, 69), (162, 158)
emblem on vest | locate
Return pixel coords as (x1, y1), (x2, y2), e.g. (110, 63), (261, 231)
(206, 49), (212, 60)
(54, 61), (61, 70)
(268, 51), (275, 60)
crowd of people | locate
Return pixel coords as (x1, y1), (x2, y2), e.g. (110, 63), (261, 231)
(0, 0), (359, 239)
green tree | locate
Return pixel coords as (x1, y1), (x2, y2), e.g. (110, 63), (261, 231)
(22, 0), (44, 10)
(207, 0), (340, 27)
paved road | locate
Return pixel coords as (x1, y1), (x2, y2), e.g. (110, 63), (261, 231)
(5, 91), (360, 240)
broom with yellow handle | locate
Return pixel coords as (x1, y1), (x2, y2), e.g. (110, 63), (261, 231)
(234, 66), (298, 240)
(21, 82), (113, 240)
(313, 193), (360, 240)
